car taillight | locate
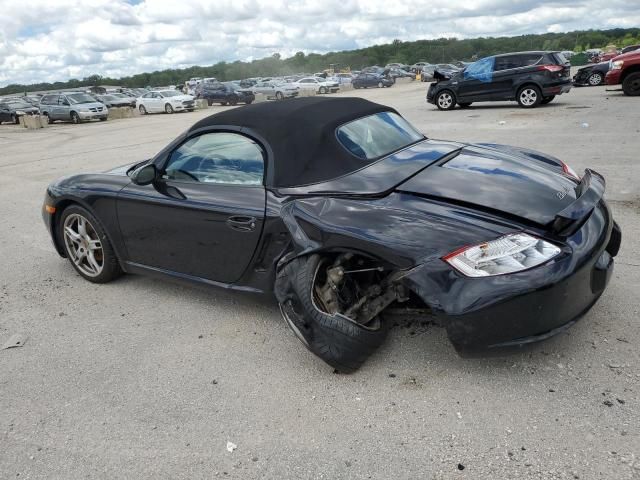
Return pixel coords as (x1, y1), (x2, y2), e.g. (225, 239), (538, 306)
(560, 160), (580, 180)
(537, 65), (564, 72)
(442, 233), (561, 277)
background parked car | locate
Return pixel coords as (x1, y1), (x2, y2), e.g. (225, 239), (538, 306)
(605, 50), (640, 96)
(110, 93), (137, 107)
(293, 77), (339, 94)
(427, 51), (571, 110)
(96, 94), (132, 108)
(352, 73), (394, 89)
(388, 68), (414, 80)
(0, 99), (39, 124)
(137, 90), (195, 114)
(420, 64), (461, 82)
(39, 92), (107, 124)
(251, 81), (299, 100)
(573, 61), (609, 86)
(195, 83), (254, 105)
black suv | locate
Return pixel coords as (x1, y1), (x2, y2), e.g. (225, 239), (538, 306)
(427, 51), (571, 110)
(195, 82), (255, 106)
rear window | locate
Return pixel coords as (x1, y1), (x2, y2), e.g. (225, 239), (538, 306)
(336, 112), (424, 160)
(552, 52), (569, 65)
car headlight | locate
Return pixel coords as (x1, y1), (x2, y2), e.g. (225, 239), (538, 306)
(611, 60), (624, 70)
(443, 233), (561, 277)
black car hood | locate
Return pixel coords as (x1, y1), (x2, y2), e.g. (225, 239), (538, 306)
(396, 143), (579, 226)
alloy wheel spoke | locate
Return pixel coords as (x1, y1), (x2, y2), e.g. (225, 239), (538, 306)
(64, 226), (82, 244)
(88, 239), (102, 251)
(86, 251), (101, 273)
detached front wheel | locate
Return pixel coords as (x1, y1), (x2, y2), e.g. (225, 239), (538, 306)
(275, 254), (391, 373)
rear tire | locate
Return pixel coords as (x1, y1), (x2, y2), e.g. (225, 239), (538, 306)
(517, 85), (541, 108)
(622, 72), (640, 96)
(377, 81), (383, 88)
(435, 90), (456, 110)
(139, 105), (147, 115)
(319, 86), (327, 94)
(275, 255), (388, 373)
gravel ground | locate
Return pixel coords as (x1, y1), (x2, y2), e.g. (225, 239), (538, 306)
(0, 83), (638, 479)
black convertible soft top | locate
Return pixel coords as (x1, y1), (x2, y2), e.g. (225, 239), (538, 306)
(189, 97), (396, 188)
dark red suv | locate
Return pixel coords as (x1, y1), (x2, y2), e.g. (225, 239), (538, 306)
(605, 50), (640, 95)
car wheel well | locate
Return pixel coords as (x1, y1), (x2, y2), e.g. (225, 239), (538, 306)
(621, 65), (640, 83)
(51, 201), (122, 268)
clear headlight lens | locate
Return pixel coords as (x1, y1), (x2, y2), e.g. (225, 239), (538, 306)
(443, 233), (561, 277)
(611, 60), (624, 70)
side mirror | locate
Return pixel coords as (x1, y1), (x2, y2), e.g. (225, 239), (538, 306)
(131, 164), (158, 186)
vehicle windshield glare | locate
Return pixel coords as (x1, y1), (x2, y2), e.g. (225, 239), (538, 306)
(336, 111), (424, 160)
(160, 91), (181, 97)
(67, 94), (98, 104)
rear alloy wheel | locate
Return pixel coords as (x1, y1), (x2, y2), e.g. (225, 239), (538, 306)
(622, 72), (640, 96)
(517, 85), (541, 108)
(587, 72), (604, 86)
(276, 91), (284, 100)
(541, 95), (556, 105)
(165, 103), (174, 114)
(275, 254), (394, 373)
(319, 86), (327, 94)
(70, 111), (81, 124)
(59, 206), (122, 284)
(139, 105), (147, 115)
(435, 90), (456, 110)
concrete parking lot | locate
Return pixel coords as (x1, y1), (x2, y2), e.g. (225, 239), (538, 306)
(0, 83), (638, 479)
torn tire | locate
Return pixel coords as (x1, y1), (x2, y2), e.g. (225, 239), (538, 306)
(275, 254), (388, 373)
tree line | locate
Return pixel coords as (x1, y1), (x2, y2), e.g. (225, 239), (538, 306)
(2, 28), (639, 96)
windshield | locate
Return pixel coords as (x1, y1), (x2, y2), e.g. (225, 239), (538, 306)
(336, 112), (424, 160)
(67, 94), (97, 104)
(159, 90), (181, 97)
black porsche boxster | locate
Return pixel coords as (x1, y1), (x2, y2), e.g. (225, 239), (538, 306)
(43, 97), (621, 372)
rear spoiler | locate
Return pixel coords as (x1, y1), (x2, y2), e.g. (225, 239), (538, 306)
(552, 169), (605, 236)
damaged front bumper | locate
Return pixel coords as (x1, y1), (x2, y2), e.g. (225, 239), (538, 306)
(402, 202), (620, 356)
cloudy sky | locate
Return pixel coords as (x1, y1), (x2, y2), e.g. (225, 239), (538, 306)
(0, 0), (638, 86)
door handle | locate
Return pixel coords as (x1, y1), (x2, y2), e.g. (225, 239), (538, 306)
(227, 215), (257, 232)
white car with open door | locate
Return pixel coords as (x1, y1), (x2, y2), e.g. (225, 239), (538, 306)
(136, 90), (195, 115)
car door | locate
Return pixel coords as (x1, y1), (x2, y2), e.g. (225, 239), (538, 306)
(116, 131), (266, 284)
(487, 55), (524, 100)
(456, 57), (496, 101)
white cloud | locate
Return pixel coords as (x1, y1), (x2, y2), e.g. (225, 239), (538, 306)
(0, 0), (635, 86)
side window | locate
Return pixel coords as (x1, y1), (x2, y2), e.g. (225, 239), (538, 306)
(519, 54), (543, 67)
(58, 96), (67, 105)
(164, 132), (264, 186)
(494, 56), (518, 71)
